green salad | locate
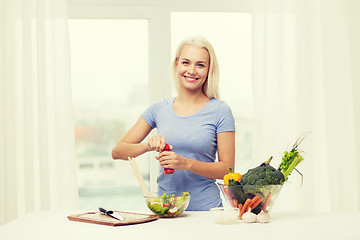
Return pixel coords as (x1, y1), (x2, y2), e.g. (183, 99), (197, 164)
(146, 192), (190, 217)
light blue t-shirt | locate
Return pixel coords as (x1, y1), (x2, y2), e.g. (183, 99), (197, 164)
(141, 97), (235, 210)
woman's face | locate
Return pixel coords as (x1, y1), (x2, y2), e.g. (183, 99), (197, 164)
(176, 44), (210, 94)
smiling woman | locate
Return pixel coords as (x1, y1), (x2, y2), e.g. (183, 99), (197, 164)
(111, 35), (236, 210)
(172, 38), (217, 99)
(176, 44), (210, 92)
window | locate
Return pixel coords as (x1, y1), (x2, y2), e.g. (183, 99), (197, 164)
(69, 19), (150, 211)
(68, 1), (253, 211)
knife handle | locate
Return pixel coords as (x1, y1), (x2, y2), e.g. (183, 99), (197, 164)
(99, 207), (114, 215)
(99, 207), (107, 214)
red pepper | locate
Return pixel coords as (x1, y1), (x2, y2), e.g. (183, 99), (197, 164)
(163, 144), (174, 174)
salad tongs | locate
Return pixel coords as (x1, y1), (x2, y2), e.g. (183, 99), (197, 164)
(128, 157), (153, 198)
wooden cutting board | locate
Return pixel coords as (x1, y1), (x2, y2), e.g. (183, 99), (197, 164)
(67, 210), (159, 226)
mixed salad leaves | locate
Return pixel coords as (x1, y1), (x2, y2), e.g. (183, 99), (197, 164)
(146, 192), (190, 217)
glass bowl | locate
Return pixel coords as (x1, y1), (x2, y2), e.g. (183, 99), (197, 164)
(144, 191), (190, 218)
(217, 182), (283, 214)
(210, 207), (239, 224)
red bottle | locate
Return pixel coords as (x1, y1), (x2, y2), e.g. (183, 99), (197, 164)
(163, 144), (174, 175)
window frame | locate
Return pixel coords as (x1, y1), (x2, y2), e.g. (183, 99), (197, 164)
(68, 0), (253, 192)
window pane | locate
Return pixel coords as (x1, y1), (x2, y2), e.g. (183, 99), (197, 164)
(68, 19), (149, 211)
(171, 12), (253, 172)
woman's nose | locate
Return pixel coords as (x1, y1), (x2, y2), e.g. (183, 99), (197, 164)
(187, 64), (196, 75)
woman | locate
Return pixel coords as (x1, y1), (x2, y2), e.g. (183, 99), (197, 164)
(112, 36), (235, 210)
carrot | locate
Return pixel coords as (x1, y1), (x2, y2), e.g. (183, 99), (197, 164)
(232, 199), (239, 208)
(249, 195), (261, 207)
(237, 203), (243, 218)
(262, 192), (272, 212)
(250, 198), (263, 210)
(239, 198), (251, 219)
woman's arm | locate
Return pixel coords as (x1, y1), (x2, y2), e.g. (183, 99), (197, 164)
(111, 117), (153, 160)
(187, 131), (235, 179)
(157, 131), (235, 179)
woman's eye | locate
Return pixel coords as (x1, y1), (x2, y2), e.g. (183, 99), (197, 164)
(182, 61), (189, 65)
(197, 64), (205, 68)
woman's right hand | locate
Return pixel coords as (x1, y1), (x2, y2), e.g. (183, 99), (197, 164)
(147, 135), (170, 152)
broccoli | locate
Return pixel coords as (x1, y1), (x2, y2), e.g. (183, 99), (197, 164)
(240, 164), (285, 186)
(228, 163), (284, 215)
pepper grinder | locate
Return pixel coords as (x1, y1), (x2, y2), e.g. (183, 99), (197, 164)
(163, 144), (174, 174)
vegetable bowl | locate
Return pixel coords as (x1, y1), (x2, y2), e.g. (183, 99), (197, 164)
(144, 192), (190, 217)
(217, 182), (282, 214)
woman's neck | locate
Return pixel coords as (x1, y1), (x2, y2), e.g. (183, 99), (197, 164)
(173, 91), (209, 116)
(175, 90), (209, 104)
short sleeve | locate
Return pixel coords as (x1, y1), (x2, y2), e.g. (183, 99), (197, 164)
(141, 100), (164, 129)
(216, 101), (235, 134)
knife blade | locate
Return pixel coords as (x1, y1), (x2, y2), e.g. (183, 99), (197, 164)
(99, 207), (125, 221)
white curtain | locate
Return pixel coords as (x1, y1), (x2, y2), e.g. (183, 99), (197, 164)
(0, 0), (77, 225)
(252, 0), (360, 212)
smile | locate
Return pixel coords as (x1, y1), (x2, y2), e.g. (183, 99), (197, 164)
(183, 75), (199, 82)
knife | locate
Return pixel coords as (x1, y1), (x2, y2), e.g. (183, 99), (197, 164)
(99, 207), (125, 221)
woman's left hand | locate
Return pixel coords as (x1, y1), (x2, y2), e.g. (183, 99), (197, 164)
(156, 151), (188, 170)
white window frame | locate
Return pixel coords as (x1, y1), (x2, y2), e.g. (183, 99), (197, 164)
(68, 0), (253, 191)
(68, 1), (173, 102)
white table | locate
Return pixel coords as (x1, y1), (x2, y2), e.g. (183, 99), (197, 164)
(0, 210), (359, 240)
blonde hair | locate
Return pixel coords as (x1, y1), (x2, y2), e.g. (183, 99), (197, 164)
(170, 36), (220, 99)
